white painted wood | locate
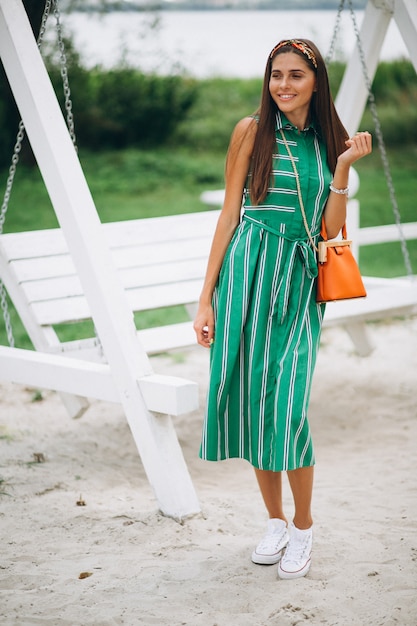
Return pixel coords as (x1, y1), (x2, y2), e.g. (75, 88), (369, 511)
(200, 172), (360, 207)
(5, 237), (211, 281)
(324, 280), (417, 325)
(58, 392), (90, 420)
(326, 281), (417, 357)
(0, 211), (220, 260)
(1, 0), (416, 514)
(200, 189), (225, 206)
(29, 280), (204, 325)
(48, 322), (197, 359)
(0, 0), (150, 372)
(357, 222), (417, 246)
(343, 321), (374, 357)
(0, 244), (88, 420)
(0, 345), (198, 416)
(394, 0), (417, 73)
(1, 207), (417, 355)
(49, 322), (197, 359)
(335, 1), (391, 135)
(345, 199), (360, 260)
(139, 374), (199, 416)
(0, 0), (200, 519)
(19, 260), (208, 303)
(345, 200), (417, 262)
(4, 205), (416, 313)
(0, 346), (118, 400)
(335, 0), (417, 135)
(137, 323), (197, 355)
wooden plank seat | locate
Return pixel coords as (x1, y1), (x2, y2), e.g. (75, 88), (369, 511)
(0, 211), (219, 359)
(1, 208), (416, 403)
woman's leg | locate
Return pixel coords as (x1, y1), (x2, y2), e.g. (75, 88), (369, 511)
(278, 466), (314, 579)
(252, 468), (289, 565)
(254, 468), (287, 522)
(254, 466), (313, 527)
(286, 465), (314, 529)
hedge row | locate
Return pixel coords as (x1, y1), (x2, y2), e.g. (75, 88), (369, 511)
(0, 38), (198, 167)
(0, 42), (416, 169)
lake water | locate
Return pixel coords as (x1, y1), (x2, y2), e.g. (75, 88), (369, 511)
(60, 10), (409, 78)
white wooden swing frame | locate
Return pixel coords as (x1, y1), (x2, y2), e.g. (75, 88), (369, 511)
(0, 0), (416, 519)
(0, 0), (200, 520)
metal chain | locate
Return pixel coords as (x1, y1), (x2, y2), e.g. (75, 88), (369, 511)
(38, 0), (52, 46)
(0, 283), (14, 347)
(0, 0), (52, 233)
(1, 0), (99, 354)
(52, 0), (77, 150)
(325, 0), (346, 65)
(346, 0), (413, 277)
(51, 3), (103, 352)
(0, 0), (53, 347)
(53, 1), (104, 352)
(0, 121), (25, 347)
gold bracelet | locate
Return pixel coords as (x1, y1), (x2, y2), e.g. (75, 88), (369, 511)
(329, 182), (349, 196)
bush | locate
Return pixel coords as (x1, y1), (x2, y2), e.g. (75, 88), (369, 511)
(87, 69), (198, 148)
(361, 104), (417, 146)
(372, 59), (417, 102)
(173, 77), (262, 152)
(44, 39), (198, 150)
(327, 60), (346, 96)
(1, 46), (416, 170)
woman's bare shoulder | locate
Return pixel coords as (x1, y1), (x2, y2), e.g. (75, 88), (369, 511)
(233, 115), (257, 136)
(230, 116), (257, 154)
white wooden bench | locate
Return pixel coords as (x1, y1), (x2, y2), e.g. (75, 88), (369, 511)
(0, 198), (416, 521)
(1, 205), (416, 383)
(200, 193), (417, 357)
(0, 210), (218, 420)
(0, 0), (204, 519)
(0, 210), (217, 358)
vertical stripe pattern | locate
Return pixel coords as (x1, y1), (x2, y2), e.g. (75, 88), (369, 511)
(200, 112), (332, 471)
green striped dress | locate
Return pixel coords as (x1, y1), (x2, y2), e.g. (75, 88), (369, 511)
(200, 111), (333, 472)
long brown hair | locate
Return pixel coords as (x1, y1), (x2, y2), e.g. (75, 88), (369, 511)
(249, 38), (349, 206)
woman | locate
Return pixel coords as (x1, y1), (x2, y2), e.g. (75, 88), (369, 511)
(193, 39), (372, 580)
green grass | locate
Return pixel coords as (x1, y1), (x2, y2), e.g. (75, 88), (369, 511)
(353, 144), (417, 277)
(0, 144), (416, 348)
(354, 145), (417, 226)
(82, 148), (227, 221)
(2, 148), (226, 232)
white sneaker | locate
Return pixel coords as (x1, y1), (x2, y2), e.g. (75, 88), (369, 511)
(251, 519), (289, 565)
(278, 522), (313, 579)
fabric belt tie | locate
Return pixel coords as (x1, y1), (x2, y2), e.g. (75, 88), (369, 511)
(243, 215), (319, 323)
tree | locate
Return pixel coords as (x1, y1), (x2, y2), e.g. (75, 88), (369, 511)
(0, 1), (46, 167)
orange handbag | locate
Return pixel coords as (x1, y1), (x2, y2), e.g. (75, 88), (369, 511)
(316, 218), (367, 304)
(279, 129), (366, 304)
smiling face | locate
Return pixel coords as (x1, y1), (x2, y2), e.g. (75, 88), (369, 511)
(269, 51), (317, 130)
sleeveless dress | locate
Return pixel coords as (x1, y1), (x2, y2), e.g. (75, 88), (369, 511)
(200, 111), (333, 472)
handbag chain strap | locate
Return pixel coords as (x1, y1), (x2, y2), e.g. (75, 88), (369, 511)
(279, 129), (318, 252)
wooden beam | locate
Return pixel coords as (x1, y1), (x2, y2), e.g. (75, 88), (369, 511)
(0, 346), (198, 416)
(335, 1), (391, 134)
(394, 0), (417, 73)
(357, 222), (417, 246)
(0, 0), (200, 519)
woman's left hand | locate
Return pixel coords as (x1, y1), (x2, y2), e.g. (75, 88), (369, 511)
(325, 131), (372, 238)
(338, 131), (372, 166)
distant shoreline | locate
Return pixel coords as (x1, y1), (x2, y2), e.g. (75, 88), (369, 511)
(73, 2), (367, 13)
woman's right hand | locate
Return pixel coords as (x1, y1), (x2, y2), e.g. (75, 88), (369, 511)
(193, 303), (215, 348)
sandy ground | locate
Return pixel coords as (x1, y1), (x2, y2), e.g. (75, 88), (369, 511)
(0, 317), (416, 626)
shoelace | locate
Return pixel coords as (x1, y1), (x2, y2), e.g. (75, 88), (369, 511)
(257, 529), (287, 552)
(284, 533), (311, 562)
